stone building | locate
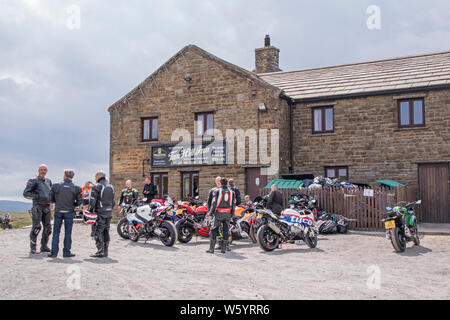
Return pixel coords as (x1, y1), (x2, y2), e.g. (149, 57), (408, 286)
(108, 36), (450, 223)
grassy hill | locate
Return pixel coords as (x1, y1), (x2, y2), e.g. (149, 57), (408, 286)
(1, 212), (32, 229)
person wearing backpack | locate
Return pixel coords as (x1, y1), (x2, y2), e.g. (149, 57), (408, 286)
(206, 177), (236, 254)
(86, 171), (116, 258)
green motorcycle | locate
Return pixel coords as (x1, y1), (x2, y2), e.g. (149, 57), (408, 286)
(382, 200), (421, 252)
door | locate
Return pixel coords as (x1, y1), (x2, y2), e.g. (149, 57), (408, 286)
(181, 172), (199, 200)
(419, 163), (450, 223)
(246, 168), (268, 200)
(151, 173), (168, 199)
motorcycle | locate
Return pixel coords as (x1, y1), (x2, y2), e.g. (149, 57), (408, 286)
(1, 215), (13, 230)
(383, 200), (421, 252)
(127, 200), (178, 247)
(175, 202), (210, 243)
(228, 206), (258, 244)
(289, 193), (318, 220)
(117, 202), (140, 239)
(256, 206), (319, 252)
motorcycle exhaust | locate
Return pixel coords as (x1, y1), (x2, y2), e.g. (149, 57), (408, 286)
(268, 222), (287, 241)
(153, 228), (163, 237)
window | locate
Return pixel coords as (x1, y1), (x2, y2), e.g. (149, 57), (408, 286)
(151, 173), (168, 199)
(142, 118), (158, 141)
(398, 99), (425, 128)
(325, 166), (348, 181)
(181, 172), (199, 199)
(312, 106), (334, 134)
(195, 112), (214, 137)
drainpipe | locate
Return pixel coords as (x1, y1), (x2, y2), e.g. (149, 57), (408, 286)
(280, 93), (295, 174)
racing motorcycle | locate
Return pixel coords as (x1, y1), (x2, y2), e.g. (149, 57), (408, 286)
(175, 202), (210, 243)
(382, 200), (421, 252)
(289, 193), (318, 220)
(116, 202), (140, 239)
(127, 200), (178, 247)
(228, 206), (259, 244)
(256, 207), (319, 251)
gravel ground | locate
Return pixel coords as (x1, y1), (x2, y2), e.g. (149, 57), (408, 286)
(0, 224), (449, 300)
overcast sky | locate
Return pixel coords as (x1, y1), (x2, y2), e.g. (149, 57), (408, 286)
(1, 0), (450, 201)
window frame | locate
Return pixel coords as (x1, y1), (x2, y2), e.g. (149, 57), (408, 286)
(195, 112), (215, 137)
(312, 106), (334, 134)
(181, 171), (199, 200)
(324, 166), (349, 181)
(151, 172), (168, 199)
(397, 98), (425, 128)
(141, 117), (159, 142)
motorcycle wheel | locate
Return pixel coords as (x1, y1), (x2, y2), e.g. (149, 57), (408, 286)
(413, 232), (420, 246)
(117, 218), (130, 240)
(175, 220), (194, 244)
(305, 230), (318, 248)
(159, 221), (177, 247)
(128, 225), (140, 242)
(257, 225), (280, 252)
(391, 227), (406, 253)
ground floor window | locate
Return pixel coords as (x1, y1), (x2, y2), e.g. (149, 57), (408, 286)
(151, 172), (168, 199)
(325, 166), (348, 181)
(181, 172), (199, 200)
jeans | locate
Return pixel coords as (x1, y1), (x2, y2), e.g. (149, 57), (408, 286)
(51, 211), (74, 255)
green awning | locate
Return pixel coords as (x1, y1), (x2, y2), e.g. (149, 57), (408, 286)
(264, 179), (304, 189)
(377, 180), (405, 187)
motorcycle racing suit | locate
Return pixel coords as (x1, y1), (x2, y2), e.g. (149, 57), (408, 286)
(87, 177), (115, 257)
(23, 176), (53, 253)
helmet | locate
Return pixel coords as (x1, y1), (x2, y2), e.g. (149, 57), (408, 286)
(83, 211), (97, 225)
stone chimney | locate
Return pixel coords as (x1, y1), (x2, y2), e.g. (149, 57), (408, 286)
(255, 35), (281, 74)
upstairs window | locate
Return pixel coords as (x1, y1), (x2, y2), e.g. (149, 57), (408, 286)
(312, 106), (334, 134)
(142, 117), (158, 142)
(398, 99), (425, 128)
(195, 112), (214, 137)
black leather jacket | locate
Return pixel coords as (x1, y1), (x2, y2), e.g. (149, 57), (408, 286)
(49, 178), (82, 213)
(23, 176), (52, 206)
(88, 177), (116, 217)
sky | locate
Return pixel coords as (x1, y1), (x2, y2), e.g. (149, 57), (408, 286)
(1, 0), (450, 201)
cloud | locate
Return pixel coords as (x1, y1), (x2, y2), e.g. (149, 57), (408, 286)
(0, 0), (449, 201)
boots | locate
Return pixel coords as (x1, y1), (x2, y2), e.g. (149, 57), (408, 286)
(103, 241), (109, 258)
(90, 242), (105, 258)
(216, 239), (222, 250)
(206, 240), (216, 254)
(221, 240), (228, 254)
(40, 245), (51, 253)
(30, 240), (38, 255)
(226, 241), (231, 252)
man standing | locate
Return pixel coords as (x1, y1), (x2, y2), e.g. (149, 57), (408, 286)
(81, 181), (94, 210)
(228, 178), (241, 206)
(207, 176), (221, 212)
(267, 184), (284, 216)
(87, 171), (116, 258)
(23, 164), (53, 254)
(48, 170), (82, 258)
(206, 177), (235, 254)
(142, 177), (158, 204)
(119, 180), (139, 206)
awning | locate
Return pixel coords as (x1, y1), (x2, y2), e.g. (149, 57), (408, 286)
(264, 179), (303, 189)
(377, 180), (405, 187)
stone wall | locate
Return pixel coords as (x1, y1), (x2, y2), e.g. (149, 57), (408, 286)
(292, 89), (450, 193)
(109, 46), (289, 208)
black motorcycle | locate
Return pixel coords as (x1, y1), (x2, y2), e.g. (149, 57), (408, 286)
(382, 200), (421, 252)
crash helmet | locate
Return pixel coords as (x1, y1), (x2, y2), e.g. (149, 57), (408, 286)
(83, 211), (97, 225)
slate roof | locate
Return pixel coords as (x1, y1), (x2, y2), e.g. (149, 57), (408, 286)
(258, 51), (450, 102)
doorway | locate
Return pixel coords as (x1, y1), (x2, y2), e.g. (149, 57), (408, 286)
(419, 163), (449, 223)
(246, 168), (268, 200)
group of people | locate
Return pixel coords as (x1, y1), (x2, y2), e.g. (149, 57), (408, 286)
(22, 163), (282, 258)
(23, 165), (115, 258)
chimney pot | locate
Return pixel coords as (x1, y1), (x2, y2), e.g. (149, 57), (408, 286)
(265, 35), (271, 47)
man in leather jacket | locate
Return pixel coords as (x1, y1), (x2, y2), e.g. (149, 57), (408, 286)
(206, 178), (236, 254)
(87, 171), (116, 258)
(23, 164), (53, 254)
(267, 184), (284, 216)
(48, 170), (82, 258)
(119, 180), (139, 206)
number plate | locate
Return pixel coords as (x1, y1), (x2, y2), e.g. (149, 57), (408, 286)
(385, 220), (395, 229)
